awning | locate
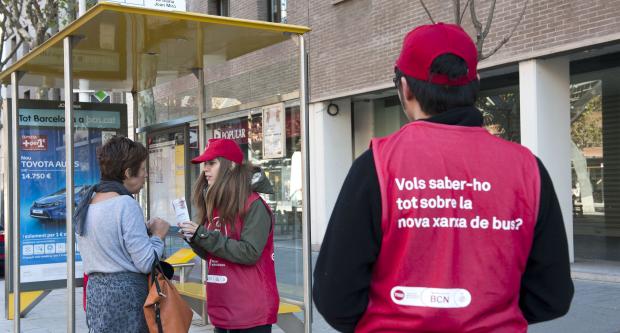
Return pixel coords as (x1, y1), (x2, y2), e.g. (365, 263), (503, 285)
(0, 2), (310, 92)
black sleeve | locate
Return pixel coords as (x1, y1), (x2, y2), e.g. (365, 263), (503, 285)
(519, 158), (574, 323)
(312, 150), (382, 333)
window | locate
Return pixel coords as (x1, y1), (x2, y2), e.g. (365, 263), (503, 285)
(216, 0), (229, 17)
(268, 0), (287, 23)
(570, 58), (620, 262)
(476, 72), (521, 142)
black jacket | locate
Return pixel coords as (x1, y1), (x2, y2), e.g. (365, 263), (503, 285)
(312, 107), (574, 332)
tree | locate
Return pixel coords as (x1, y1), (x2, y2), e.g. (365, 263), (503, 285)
(419, 0), (529, 60)
(0, 0), (81, 71)
(0, 0), (87, 99)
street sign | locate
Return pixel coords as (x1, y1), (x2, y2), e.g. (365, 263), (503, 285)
(107, 0), (187, 12)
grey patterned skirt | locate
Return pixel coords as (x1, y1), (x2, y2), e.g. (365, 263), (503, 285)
(86, 272), (149, 333)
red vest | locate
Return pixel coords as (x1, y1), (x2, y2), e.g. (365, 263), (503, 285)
(357, 121), (540, 333)
(205, 192), (279, 329)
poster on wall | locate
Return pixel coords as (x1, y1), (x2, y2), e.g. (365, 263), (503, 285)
(148, 140), (185, 225)
(262, 103), (286, 159)
(18, 100), (126, 288)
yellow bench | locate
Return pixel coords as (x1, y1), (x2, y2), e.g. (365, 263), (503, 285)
(7, 290), (51, 320)
(165, 248), (197, 284)
(172, 281), (303, 332)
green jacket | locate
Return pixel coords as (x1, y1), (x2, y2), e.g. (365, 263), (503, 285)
(188, 167), (274, 265)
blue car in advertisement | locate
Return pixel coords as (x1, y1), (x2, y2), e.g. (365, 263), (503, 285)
(30, 185), (92, 221)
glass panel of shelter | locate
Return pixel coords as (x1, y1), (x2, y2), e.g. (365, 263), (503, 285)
(203, 105), (304, 300)
(146, 127), (191, 258)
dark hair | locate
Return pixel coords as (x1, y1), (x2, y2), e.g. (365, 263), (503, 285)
(97, 136), (148, 182)
(395, 53), (480, 115)
(192, 157), (252, 228)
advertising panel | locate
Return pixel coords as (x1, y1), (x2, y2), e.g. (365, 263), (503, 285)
(262, 103), (286, 159)
(17, 100), (126, 289)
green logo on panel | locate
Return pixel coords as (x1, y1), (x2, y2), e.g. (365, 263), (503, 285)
(93, 90), (109, 102)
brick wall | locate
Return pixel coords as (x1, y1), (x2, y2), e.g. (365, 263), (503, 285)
(177, 0), (620, 107)
(307, 0), (620, 101)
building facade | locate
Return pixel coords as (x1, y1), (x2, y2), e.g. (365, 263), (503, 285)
(172, 0), (620, 267)
(305, 0), (620, 266)
(4, 0), (618, 269)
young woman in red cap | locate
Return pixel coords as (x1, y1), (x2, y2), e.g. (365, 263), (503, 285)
(178, 138), (279, 333)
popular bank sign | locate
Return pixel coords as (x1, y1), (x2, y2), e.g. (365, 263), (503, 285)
(212, 121), (249, 144)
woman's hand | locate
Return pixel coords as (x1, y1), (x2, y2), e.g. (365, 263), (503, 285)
(178, 221), (199, 239)
(148, 217), (170, 240)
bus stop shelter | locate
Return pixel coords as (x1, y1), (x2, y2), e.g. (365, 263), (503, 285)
(0, 3), (311, 332)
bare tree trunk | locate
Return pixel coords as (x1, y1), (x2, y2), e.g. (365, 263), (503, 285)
(572, 141), (596, 214)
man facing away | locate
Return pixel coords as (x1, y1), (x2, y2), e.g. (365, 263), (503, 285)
(313, 23), (573, 332)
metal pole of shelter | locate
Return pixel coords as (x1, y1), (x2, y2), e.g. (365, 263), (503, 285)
(298, 34), (312, 333)
(3, 80), (14, 321)
(64, 36), (76, 333)
(11, 71), (21, 333)
(131, 92), (138, 141)
(195, 68), (209, 323)
(196, 69), (208, 292)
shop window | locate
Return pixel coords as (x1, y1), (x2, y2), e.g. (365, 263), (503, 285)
(359, 72), (521, 147)
(570, 59), (620, 261)
(372, 95), (408, 137)
(477, 73), (520, 142)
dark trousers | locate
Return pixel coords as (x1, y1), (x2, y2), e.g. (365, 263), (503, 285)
(215, 324), (272, 333)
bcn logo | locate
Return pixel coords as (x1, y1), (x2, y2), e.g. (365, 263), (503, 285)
(390, 286), (471, 308)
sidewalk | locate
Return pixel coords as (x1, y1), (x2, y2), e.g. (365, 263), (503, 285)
(1, 270), (620, 332)
(0, 280), (217, 333)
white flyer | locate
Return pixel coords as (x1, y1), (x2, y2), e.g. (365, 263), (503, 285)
(171, 197), (190, 223)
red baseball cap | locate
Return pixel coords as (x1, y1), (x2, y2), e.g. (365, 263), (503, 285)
(191, 138), (244, 164)
(395, 23), (478, 86)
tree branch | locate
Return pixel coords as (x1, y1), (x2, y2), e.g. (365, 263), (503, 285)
(459, 0), (472, 25)
(0, 15), (6, 68)
(482, 0), (497, 39)
(43, 0), (60, 38)
(453, 0), (460, 24)
(481, 0), (528, 60)
(469, 0), (484, 56)
(0, 2), (31, 43)
(419, 0), (435, 24)
(0, 38), (24, 69)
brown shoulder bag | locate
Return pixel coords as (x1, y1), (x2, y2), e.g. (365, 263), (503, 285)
(144, 252), (193, 333)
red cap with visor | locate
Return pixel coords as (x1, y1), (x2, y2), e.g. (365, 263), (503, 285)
(395, 23), (478, 86)
(191, 138), (244, 165)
